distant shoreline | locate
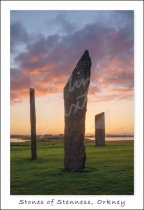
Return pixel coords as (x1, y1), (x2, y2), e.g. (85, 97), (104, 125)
(10, 134), (134, 138)
(10, 137), (134, 144)
(86, 139), (134, 144)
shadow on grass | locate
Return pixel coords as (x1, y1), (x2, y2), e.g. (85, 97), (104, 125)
(61, 167), (96, 173)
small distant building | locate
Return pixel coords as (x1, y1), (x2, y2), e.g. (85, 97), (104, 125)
(95, 112), (105, 146)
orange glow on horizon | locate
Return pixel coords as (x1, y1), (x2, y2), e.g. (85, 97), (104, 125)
(10, 95), (134, 136)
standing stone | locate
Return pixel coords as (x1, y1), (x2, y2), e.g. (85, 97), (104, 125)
(64, 50), (91, 171)
(30, 88), (37, 160)
(95, 112), (105, 146)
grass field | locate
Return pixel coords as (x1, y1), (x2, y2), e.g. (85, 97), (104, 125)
(10, 139), (134, 195)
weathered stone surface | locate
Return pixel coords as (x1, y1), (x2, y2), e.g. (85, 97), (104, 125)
(95, 112), (105, 146)
(30, 88), (37, 160)
(64, 50), (91, 171)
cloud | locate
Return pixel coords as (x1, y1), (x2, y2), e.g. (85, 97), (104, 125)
(11, 11), (134, 104)
(52, 14), (76, 34)
(10, 22), (29, 52)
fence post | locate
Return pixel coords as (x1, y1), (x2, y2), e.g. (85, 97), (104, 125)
(30, 88), (37, 160)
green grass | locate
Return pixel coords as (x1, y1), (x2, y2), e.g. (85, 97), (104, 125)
(10, 140), (134, 195)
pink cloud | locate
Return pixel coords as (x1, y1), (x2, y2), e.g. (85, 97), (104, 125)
(11, 20), (134, 104)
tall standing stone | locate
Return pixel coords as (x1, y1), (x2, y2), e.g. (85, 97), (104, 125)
(30, 88), (37, 160)
(64, 50), (91, 171)
(95, 112), (105, 146)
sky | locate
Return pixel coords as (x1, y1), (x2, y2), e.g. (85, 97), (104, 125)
(10, 10), (134, 135)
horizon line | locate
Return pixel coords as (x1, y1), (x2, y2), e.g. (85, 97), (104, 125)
(10, 133), (134, 137)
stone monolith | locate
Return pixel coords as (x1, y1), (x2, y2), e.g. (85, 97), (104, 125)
(95, 112), (105, 146)
(64, 50), (91, 171)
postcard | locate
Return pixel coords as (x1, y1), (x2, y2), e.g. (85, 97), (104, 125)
(1, 1), (143, 209)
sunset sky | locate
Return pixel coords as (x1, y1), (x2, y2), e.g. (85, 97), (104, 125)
(10, 10), (134, 135)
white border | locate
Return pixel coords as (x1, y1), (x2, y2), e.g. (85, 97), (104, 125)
(1, 1), (143, 209)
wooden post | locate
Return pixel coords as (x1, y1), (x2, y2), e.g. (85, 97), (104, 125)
(30, 88), (37, 160)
